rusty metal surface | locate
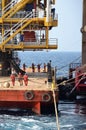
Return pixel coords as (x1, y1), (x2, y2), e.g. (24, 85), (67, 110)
(82, 0), (86, 64)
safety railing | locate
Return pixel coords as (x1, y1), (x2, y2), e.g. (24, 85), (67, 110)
(12, 51), (18, 58)
(2, 0), (17, 15)
(7, 38), (37, 45)
(69, 63), (81, 70)
(12, 10), (38, 18)
(49, 38), (58, 45)
(3, 11), (35, 41)
(54, 13), (58, 20)
(3, 11), (38, 41)
(6, 37), (58, 46)
(22, 38), (57, 46)
(12, 11), (28, 18)
(2, 0), (34, 18)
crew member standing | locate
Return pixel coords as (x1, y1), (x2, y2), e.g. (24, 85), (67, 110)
(47, 60), (52, 82)
(44, 63), (46, 72)
(37, 64), (42, 72)
(18, 72), (23, 86)
(32, 63), (35, 72)
(23, 73), (28, 86)
(10, 73), (15, 86)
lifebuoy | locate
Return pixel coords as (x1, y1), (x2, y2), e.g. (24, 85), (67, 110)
(42, 93), (51, 102)
(24, 91), (34, 100)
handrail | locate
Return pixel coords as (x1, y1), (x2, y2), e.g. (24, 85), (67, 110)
(69, 63), (81, 69)
(3, 11), (34, 41)
(22, 38), (57, 45)
(3, 11), (38, 41)
(54, 13), (58, 20)
(49, 38), (58, 44)
(5, 37), (58, 46)
(2, 0), (32, 18)
(22, 38), (58, 44)
(13, 10), (38, 18)
(2, 0), (17, 14)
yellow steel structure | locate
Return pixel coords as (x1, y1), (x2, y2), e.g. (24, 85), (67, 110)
(2, 0), (33, 19)
(0, 0), (58, 51)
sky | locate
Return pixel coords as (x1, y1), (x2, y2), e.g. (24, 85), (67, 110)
(50, 0), (83, 52)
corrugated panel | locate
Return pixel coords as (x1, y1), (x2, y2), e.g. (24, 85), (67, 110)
(24, 31), (36, 42)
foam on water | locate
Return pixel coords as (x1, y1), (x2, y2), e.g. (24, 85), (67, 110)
(0, 109), (86, 130)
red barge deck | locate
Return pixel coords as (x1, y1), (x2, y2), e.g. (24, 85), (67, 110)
(0, 72), (59, 115)
(0, 0), (58, 115)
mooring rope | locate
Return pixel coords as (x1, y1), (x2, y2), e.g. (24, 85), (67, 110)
(52, 89), (60, 130)
(69, 73), (86, 94)
(52, 80), (60, 130)
(56, 73), (86, 99)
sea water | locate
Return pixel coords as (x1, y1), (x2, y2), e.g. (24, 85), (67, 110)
(0, 102), (86, 130)
(0, 51), (86, 130)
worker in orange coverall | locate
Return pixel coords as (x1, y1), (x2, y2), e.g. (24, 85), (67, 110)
(23, 73), (28, 86)
(10, 73), (15, 86)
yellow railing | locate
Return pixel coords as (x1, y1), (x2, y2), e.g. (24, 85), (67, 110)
(2, 0), (33, 18)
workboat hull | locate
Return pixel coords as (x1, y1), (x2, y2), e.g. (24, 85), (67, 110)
(0, 89), (58, 114)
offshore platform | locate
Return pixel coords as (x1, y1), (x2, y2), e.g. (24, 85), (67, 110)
(0, 0), (57, 76)
(0, 0), (58, 115)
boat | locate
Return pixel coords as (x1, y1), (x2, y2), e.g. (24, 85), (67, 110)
(0, 0), (59, 114)
(0, 66), (59, 114)
(57, 0), (86, 100)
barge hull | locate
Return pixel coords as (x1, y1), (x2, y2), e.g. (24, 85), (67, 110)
(0, 90), (58, 114)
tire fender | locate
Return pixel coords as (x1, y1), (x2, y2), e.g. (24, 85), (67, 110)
(42, 93), (51, 102)
(24, 91), (34, 100)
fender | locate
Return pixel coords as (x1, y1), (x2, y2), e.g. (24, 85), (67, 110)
(24, 91), (34, 100)
(42, 93), (51, 102)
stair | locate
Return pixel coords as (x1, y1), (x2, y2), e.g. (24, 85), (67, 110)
(11, 59), (25, 75)
(2, 0), (33, 18)
(2, 0), (17, 15)
(2, 11), (34, 46)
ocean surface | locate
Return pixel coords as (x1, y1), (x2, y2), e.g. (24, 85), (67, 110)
(0, 51), (86, 130)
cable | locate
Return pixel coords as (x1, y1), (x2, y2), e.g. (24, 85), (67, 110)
(57, 56), (81, 71)
(52, 88), (60, 130)
(52, 67), (60, 130)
